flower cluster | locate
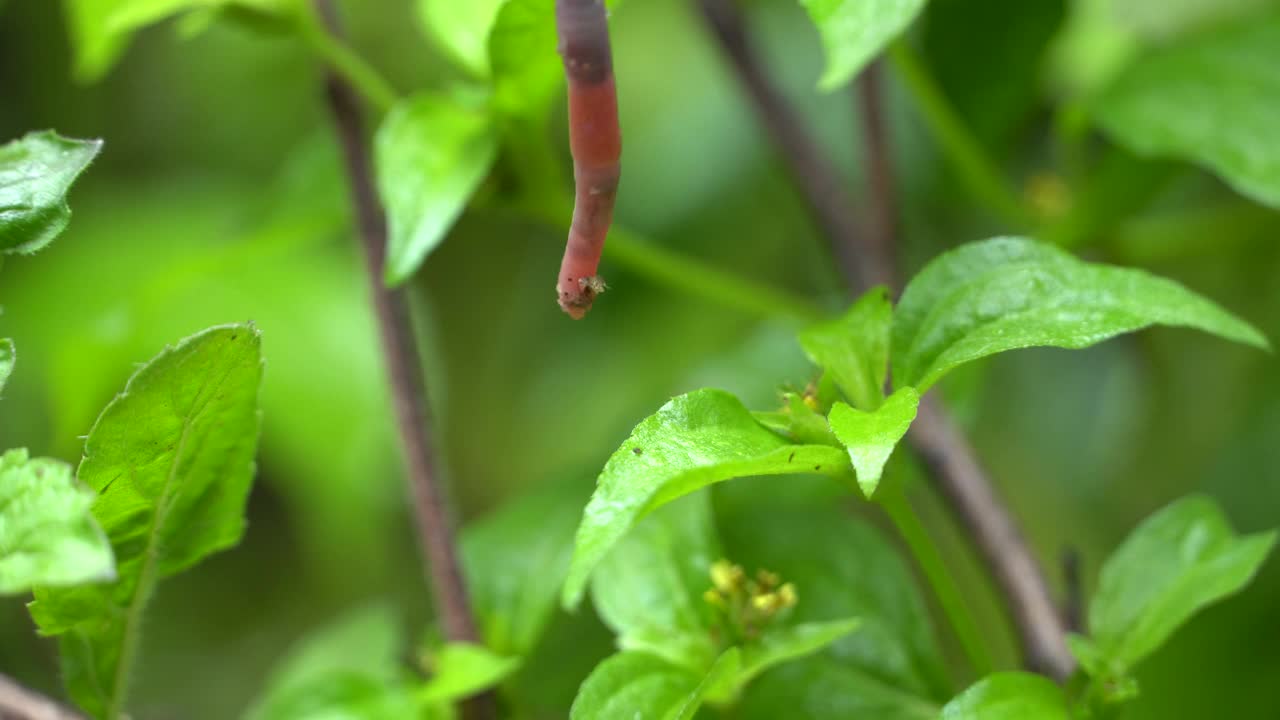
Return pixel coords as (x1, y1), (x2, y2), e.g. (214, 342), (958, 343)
(703, 559), (797, 644)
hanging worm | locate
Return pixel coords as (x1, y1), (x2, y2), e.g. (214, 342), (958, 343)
(555, 0), (621, 319)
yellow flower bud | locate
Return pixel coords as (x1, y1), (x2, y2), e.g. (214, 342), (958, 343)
(778, 583), (798, 608)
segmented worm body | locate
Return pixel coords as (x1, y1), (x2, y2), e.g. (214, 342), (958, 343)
(555, 0), (621, 319)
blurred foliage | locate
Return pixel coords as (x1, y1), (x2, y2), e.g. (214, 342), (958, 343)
(2, 0), (1280, 717)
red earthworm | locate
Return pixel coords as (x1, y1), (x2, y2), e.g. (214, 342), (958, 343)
(555, 0), (621, 319)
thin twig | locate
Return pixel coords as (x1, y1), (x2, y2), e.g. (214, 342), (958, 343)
(696, 0), (1075, 680)
(0, 674), (84, 720)
(312, 1), (494, 715)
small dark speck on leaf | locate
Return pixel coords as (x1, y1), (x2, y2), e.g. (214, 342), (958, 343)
(788, 452), (795, 462)
(632, 447), (643, 455)
(814, 465), (821, 471)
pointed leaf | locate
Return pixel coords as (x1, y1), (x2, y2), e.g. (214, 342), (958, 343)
(0, 449), (114, 594)
(799, 0), (927, 91)
(562, 389), (849, 609)
(418, 0), (505, 77)
(799, 286), (892, 410)
(375, 92), (498, 285)
(941, 672), (1070, 720)
(892, 237), (1268, 391)
(570, 650), (736, 720)
(419, 643), (521, 704)
(1088, 495), (1277, 671)
(730, 618), (861, 696)
(0, 131), (101, 255)
(28, 325), (264, 718)
(0, 339), (12, 394)
(1094, 14), (1280, 208)
(827, 387), (919, 498)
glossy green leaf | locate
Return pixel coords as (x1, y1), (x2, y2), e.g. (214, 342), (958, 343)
(827, 388), (920, 499)
(739, 657), (939, 720)
(940, 672), (1070, 719)
(0, 131), (101, 255)
(374, 92), (498, 286)
(1094, 14), (1280, 208)
(891, 237), (1268, 391)
(799, 0), (927, 91)
(0, 339), (12, 394)
(591, 494), (721, 671)
(418, 0), (505, 77)
(569, 650), (732, 720)
(799, 286), (892, 410)
(419, 643), (521, 704)
(461, 483), (582, 656)
(29, 325), (264, 719)
(0, 449), (114, 594)
(245, 605), (418, 720)
(562, 389), (849, 609)
(1087, 495), (1277, 671)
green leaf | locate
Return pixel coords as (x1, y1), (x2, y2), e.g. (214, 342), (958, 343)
(419, 643), (521, 704)
(461, 483), (582, 656)
(1087, 494), (1277, 671)
(729, 618), (861, 698)
(1094, 13), (1280, 208)
(245, 604), (418, 720)
(0, 338), (12, 394)
(799, 286), (892, 410)
(590, 494), (722, 672)
(891, 237), (1268, 391)
(562, 389), (849, 609)
(799, 0), (927, 91)
(0, 131), (101, 255)
(827, 387), (920, 499)
(0, 449), (114, 594)
(739, 657), (939, 720)
(1110, 0), (1278, 42)
(570, 650), (733, 720)
(28, 325), (264, 719)
(418, 0), (505, 77)
(940, 672), (1070, 719)
(374, 92), (498, 286)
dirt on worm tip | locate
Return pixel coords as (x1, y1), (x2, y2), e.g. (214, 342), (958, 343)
(557, 275), (607, 319)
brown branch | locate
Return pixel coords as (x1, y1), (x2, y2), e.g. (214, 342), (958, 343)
(0, 674), (84, 720)
(696, 0), (1075, 681)
(311, 1), (494, 715)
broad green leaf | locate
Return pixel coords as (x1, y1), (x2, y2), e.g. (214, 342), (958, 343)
(827, 387), (920, 499)
(0, 449), (114, 594)
(0, 339), (12, 393)
(29, 325), (264, 718)
(1087, 495), (1277, 671)
(1110, 0), (1279, 41)
(245, 605), (418, 720)
(418, 0), (505, 77)
(374, 92), (498, 286)
(0, 131), (101, 255)
(562, 389), (849, 609)
(591, 494), (721, 672)
(739, 657), (939, 720)
(727, 618), (861, 698)
(799, 0), (927, 91)
(461, 483), (582, 656)
(891, 237), (1268, 391)
(419, 643), (521, 704)
(717, 499), (947, 700)
(799, 286), (892, 410)
(679, 649), (742, 719)
(940, 672), (1070, 719)
(1094, 14), (1280, 208)
(569, 651), (729, 720)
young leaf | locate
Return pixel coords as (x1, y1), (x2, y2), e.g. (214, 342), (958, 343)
(799, 286), (892, 410)
(0, 131), (101, 255)
(245, 604), (418, 720)
(827, 387), (920, 499)
(1086, 495), (1277, 671)
(590, 494), (722, 672)
(0, 338), (12, 393)
(570, 650), (737, 720)
(739, 657), (939, 720)
(418, 0), (505, 77)
(1094, 14), (1280, 208)
(374, 92), (498, 286)
(0, 449), (114, 594)
(28, 325), (264, 719)
(799, 0), (927, 91)
(940, 672), (1070, 719)
(729, 618), (861, 697)
(419, 643), (521, 704)
(562, 389), (849, 609)
(891, 237), (1268, 391)
(461, 482), (582, 656)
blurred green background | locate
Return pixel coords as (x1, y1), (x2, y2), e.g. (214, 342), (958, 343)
(2, 0), (1278, 717)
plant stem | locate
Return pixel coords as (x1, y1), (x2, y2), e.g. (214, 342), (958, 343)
(312, 2), (492, 717)
(887, 41), (1032, 229)
(880, 485), (995, 676)
(297, 5), (398, 113)
(0, 673), (85, 720)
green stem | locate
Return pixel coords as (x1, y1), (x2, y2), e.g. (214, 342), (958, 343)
(888, 41), (1031, 230)
(297, 8), (398, 113)
(879, 485), (995, 677)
